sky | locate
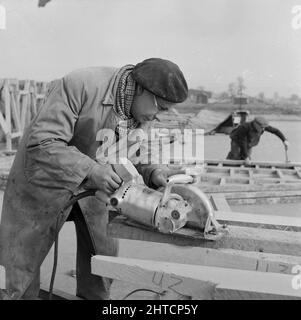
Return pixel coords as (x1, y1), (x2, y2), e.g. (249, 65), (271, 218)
(0, 0), (300, 97)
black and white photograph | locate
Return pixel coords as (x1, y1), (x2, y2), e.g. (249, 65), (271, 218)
(0, 0), (301, 307)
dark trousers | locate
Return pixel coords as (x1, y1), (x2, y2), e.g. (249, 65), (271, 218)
(23, 202), (117, 300)
(226, 140), (252, 160)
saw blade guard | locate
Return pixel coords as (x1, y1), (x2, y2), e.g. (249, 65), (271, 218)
(169, 184), (223, 238)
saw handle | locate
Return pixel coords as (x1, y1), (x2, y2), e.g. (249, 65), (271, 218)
(160, 182), (183, 207)
(160, 173), (196, 206)
(167, 174), (194, 184)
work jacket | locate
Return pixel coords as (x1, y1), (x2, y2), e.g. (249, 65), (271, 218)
(0, 67), (158, 299)
(230, 121), (286, 159)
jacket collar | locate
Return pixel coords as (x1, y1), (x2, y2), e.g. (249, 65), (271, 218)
(101, 67), (122, 106)
(102, 66), (134, 106)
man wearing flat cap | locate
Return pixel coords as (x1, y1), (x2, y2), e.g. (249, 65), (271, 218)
(226, 116), (289, 161)
(0, 58), (188, 300)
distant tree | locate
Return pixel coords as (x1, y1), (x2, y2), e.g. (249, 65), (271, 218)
(228, 83), (236, 98)
(237, 77), (246, 96)
(290, 94), (299, 101)
(273, 92), (279, 102)
(196, 86), (205, 91)
(218, 92), (229, 100)
(258, 92), (265, 101)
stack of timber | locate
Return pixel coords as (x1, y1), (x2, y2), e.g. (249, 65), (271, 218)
(0, 79), (48, 151)
(90, 201), (301, 300)
(196, 159), (301, 205)
(90, 163), (301, 300)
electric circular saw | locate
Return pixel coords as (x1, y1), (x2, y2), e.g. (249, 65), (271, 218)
(109, 161), (227, 240)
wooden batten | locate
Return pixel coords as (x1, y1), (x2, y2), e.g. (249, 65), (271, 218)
(107, 215), (301, 256)
(91, 255), (301, 299)
(215, 210), (301, 231)
(4, 80), (12, 151)
(39, 284), (82, 301)
(210, 194), (232, 211)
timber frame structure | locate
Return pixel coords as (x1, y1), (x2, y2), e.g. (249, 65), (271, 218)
(91, 199), (301, 299)
(90, 159), (301, 300)
(0, 79), (48, 151)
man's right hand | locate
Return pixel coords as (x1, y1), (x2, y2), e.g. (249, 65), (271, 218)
(244, 157), (251, 165)
(283, 140), (290, 150)
(86, 164), (122, 202)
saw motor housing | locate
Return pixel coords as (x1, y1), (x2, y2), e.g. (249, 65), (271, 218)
(109, 161), (224, 238)
(110, 182), (191, 234)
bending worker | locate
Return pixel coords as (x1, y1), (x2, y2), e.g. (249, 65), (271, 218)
(0, 58), (188, 300)
(226, 116), (289, 161)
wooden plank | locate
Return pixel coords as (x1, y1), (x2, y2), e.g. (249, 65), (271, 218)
(4, 80), (12, 151)
(215, 210), (301, 231)
(205, 159), (301, 169)
(20, 80), (30, 131)
(30, 80), (37, 120)
(276, 169), (284, 180)
(228, 198), (301, 206)
(200, 183), (301, 193)
(0, 110), (8, 135)
(91, 255), (301, 299)
(202, 173), (297, 184)
(224, 190), (301, 205)
(204, 166), (299, 177)
(190, 248), (301, 275)
(204, 166), (274, 173)
(224, 190), (301, 199)
(11, 131), (22, 139)
(119, 244), (301, 275)
(210, 194), (231, 211)
(107, 216), (301, 256)
(294, 168), (301, 179)
(19, 90), (30, 95)
(0, 265), (5, 289)
(39, 284), (82, 300)
(10, 92), (22, 133)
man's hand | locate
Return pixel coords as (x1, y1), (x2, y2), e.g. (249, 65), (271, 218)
(86, 163), (122, 203)
(284, 140), (290, 150)
(244, 157), (251, 165)
(150, 168), (186, 188)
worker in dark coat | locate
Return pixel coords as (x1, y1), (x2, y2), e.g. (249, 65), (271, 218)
(0, 58), (188, 300)
(226, 116), (289, 161)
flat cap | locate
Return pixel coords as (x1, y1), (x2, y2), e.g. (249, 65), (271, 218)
(132, 58), (188, 103)
(253, 116), (269, 127)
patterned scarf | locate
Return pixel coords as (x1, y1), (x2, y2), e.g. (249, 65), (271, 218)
(114, 65), (139, 137)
